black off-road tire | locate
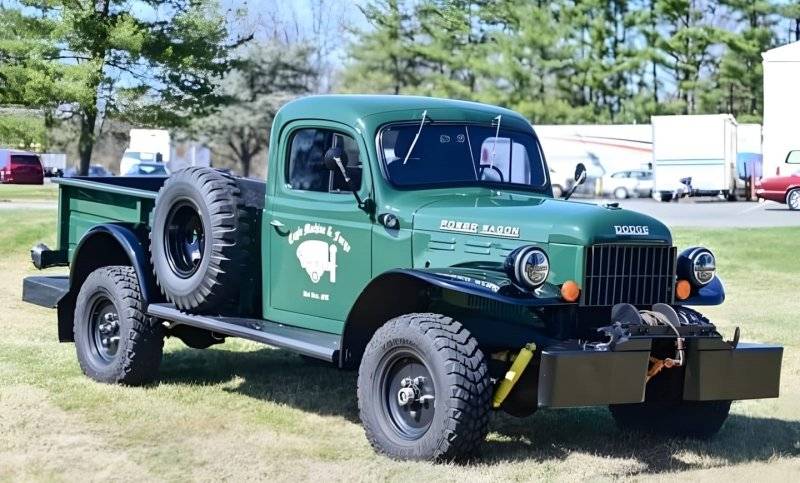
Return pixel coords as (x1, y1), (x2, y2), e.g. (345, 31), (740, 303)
(74, 266), (164, 385)
(150, 167), (248, 312)
(609, 369), (731, 439)
(357, 313), (491, 461)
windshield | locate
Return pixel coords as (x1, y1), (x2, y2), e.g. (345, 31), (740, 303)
(380, 123), (548, 190)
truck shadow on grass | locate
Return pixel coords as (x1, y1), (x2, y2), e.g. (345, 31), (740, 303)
(159, 346), (800, 473)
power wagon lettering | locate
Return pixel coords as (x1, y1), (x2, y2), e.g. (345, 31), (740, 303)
(440, 219), (520, 238)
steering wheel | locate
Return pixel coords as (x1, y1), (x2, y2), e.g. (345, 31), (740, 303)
(479, 164), (505, 183)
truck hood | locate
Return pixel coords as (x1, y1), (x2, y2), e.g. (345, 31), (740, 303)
(412, 193), (671, 245)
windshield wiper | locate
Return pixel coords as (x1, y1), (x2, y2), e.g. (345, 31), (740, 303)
(490, 114), (501, 168)
(402, 109), (427, 165)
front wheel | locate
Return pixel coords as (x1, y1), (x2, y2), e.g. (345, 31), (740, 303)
(74, 266), (164, 385)
(357, 313), (491, 461)
(787, 188), (800, 210)
(613, 187), (629, 199)
(610, 399), (731, 438)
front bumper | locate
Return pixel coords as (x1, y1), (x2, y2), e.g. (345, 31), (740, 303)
(532, 337), (782, 408)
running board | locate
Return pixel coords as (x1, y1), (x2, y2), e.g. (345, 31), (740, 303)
(147, 303), (340, 363)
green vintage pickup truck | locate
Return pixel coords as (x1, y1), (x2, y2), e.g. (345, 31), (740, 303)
(24, 95), (782, 461)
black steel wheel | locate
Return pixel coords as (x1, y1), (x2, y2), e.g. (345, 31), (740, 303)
(378, 349), (437, 441)
(74, 266), (164, 385)
(358, 313), (491, 461)
(164, 200), (205, 279)
(87, 294), (120, 364)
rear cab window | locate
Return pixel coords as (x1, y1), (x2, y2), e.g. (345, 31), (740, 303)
(10, 154), (42, 166)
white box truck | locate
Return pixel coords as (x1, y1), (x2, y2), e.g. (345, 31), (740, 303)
(120, 129), (210, 175)
(762, 41), (800, 177)
(651, 114), (738, 201)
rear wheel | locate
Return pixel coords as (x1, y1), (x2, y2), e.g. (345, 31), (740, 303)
(659, 192), (673, 202)
(357, 313), (491, 461)
(613, 187), (628, 199)
(787, 188), (800, 210)
(74, 266), (163, 385)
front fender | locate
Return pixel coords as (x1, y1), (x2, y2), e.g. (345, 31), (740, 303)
(390, 267), (571, 307)
(676, 276), (725, 306)
(338, 267), (569, 368)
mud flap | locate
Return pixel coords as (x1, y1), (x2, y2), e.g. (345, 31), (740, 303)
(683, 342), (783, 401)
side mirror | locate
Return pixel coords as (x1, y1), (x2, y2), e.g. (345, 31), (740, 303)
(323, 146), (346, 172)
(785, 150), (800, 164)
(323, 147), (373, 214)
(574, 163), (587, 185)
(563, 163), (587, 201)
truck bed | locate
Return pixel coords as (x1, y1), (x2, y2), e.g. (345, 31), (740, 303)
(51, 175), (265, 265)
(52, 176), (166, 262)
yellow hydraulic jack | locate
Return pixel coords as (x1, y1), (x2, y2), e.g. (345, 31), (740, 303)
(492, 342), (537, 409)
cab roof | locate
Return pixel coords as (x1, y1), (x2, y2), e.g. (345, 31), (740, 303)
(274, 95), (531, 131)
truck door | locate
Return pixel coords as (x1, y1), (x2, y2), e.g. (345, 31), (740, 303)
(266, 122), (373, 333)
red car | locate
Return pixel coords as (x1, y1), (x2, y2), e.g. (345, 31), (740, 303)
(0, 149), (44, 185)
(756, 165), (800, 210)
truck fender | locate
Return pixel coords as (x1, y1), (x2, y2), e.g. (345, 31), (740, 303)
(675, 276), (726, 306)
(56, 223), (160, 342)
(338, 268), (565, 368)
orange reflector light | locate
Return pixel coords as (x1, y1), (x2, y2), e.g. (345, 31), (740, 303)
(561, 280), (580, 302)
(676, 279), (691, 300)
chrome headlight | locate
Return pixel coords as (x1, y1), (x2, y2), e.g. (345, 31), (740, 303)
(505, 246), (549, 289)
(678, 247), (716, 286)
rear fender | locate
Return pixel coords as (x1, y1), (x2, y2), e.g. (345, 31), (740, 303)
(57, 223), (160, 341)
(338, 268), (566, 368)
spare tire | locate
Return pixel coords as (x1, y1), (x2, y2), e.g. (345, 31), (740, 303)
(150, 167), (248, 312)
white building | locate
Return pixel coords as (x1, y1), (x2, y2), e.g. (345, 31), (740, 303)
(762, 41), (800, 177)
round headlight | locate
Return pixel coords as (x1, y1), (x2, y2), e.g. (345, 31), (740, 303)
(677, 247), (716, 287)
(692, 250), (716, 285)
(505, 246), (549, 289)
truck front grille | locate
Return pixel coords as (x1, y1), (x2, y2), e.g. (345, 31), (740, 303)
(582, 244), (676, 306)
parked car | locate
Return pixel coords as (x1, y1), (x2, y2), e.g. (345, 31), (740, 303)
(601, 169), (654, 199)
(63, 165), (114, 177)
(124, 161), (168, 176)
(23, 95), (783, 461)
(0, 149), (44, 185)
(755, 166), (800, 210)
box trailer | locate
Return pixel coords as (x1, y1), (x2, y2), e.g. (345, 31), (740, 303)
(536, 124), (653, 197)
(652, 115), (738, 201)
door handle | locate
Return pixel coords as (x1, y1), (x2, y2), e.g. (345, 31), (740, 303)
(270, 219), (290, 236)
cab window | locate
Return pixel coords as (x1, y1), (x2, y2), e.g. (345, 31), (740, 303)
(286, 128), (362, 193)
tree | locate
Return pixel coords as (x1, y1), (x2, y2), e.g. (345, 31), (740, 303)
(341, 0), (422, 94)
(190, 43), (315, 177)
(0, 0), (245, 175)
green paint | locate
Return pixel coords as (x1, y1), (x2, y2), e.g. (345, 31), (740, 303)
(55, 95), (677, 337)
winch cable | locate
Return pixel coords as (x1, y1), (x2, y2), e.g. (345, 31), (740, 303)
(639, 309), (685, 371)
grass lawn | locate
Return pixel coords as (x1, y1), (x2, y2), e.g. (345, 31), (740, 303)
(0, 183), (58, 203)
(1, 204), (798, 481)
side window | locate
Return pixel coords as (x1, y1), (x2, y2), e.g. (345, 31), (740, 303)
(286, 128), (362, 193)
